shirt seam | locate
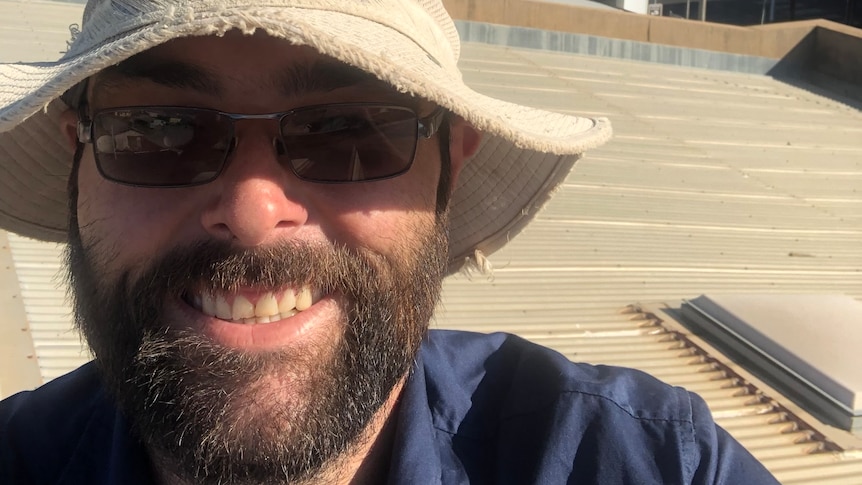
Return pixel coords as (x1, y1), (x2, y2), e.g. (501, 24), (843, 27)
(430, 387), (695, 439)
(508, 388), (694, 424)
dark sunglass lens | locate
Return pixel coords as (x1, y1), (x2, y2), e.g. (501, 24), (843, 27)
(280, 106), (418, 182)
(92, 108), (232, 186)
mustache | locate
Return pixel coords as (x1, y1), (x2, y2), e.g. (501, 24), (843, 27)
(121, 239), (382, 300)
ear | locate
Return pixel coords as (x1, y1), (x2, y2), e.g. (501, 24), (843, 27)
(446, 116), (482, 189)
(59, 109), (79, 150)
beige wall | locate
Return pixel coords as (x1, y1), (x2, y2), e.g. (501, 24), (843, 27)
(814, 27), (862, 86)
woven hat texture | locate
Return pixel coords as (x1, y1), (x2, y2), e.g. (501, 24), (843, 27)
(0, 0), (612, 272)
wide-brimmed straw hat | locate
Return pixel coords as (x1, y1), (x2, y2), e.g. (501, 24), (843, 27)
(0, 0), (611, 273)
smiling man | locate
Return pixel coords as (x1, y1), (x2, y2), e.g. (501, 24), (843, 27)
(63, 35), (469, 484)
(0, 1), (780, 484)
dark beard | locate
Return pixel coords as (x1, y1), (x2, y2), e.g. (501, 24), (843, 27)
(65, 218), (448, 485)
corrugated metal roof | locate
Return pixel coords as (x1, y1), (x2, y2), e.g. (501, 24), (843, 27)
(0, 231), (42, 396)
(3, 1), (862, 481)
(4, 232), (88, 383)
(0, 0), (82, 62)
(435, 43), (862, 483)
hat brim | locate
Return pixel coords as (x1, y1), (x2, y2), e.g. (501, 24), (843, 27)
(0, 6), (611, 272)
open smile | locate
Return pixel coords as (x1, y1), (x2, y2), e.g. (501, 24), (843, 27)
(178, 286), (338, 350)
(183, 286), (323, 324)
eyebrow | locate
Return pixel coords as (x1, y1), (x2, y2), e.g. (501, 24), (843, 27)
(100, 58), (221, 96)
(272, 59), (384, 99)
(94, 56), (387, 103)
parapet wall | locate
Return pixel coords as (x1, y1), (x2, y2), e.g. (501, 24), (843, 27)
(443, 0), (862, 100)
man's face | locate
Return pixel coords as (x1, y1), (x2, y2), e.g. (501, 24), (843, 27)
(63, 32), (474, 484)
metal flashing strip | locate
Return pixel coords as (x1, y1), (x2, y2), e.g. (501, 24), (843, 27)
(453, 20), (780, 75)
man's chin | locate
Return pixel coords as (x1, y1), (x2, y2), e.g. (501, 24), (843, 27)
(123, 326), (357, 485)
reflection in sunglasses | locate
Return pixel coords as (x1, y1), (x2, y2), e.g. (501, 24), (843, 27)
(80, 104), (445, 187)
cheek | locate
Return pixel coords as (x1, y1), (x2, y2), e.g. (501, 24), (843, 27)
(75, 154), (191, 259)
(333, 208), (435, 255)
(313, 176), (439, 254)
(76, 153), (117, 232)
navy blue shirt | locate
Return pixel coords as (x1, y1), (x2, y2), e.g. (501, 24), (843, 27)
(1, 330), (779, 484)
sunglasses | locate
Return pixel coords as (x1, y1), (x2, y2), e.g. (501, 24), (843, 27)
(76, 103), (447, 187)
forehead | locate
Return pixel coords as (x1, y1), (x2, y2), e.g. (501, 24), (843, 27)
(90, 31), (400, 106)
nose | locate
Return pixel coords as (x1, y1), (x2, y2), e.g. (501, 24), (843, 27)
(200, 132), (308, 247)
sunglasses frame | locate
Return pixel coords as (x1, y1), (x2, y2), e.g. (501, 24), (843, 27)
(77, 103), (448, 187)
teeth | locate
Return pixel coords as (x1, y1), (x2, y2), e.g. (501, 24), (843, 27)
(296, 286), (312, 311)
(278, 290), (296, 313)
(202, 293), (216, 316)
(215, 294), (232, 320)
(232, 295), (255, 320)
(255, 293), (279, 317)
(194, 286), (317, 324)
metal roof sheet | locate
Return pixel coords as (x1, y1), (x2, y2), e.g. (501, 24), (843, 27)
(0, 0), (82, 62)
(2, 1), (862, 482)
(434, 42), (862, 483)
(4, 232), (88, 383)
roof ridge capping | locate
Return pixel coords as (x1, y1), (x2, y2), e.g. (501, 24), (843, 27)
(678, 294), (862, 437)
